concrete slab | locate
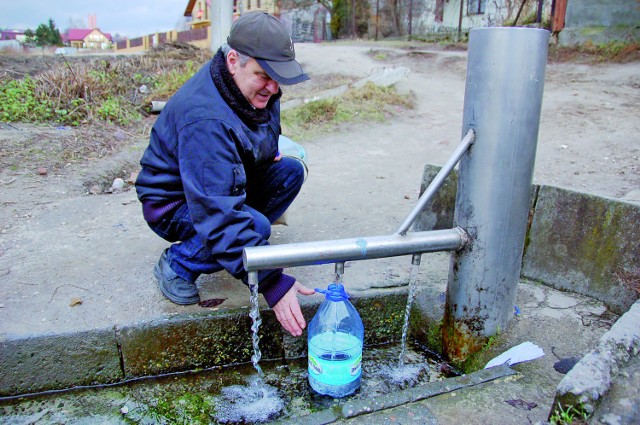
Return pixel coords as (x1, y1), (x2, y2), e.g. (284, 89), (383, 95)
(522, 186), (640, 315)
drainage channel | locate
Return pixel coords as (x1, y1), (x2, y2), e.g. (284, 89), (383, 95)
(0, 341), (513, 424)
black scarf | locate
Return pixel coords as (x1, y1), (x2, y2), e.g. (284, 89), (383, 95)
(209, 49), (282, 125)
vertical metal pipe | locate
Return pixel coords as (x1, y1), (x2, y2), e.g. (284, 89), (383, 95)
(443, 27), (550, 364)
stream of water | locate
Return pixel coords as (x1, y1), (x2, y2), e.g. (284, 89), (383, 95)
(399, 262), (421, 365)
(249, 278), (263, 377)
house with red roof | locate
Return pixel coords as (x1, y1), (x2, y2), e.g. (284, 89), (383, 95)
(1, 29), (26, 41)
(63, 28), (113, 50)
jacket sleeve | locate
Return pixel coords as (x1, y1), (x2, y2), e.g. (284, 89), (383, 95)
(176, 120), (280, 285)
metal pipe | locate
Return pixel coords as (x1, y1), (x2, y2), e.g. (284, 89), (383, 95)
(396, 129), (475, 236)
(443, 27), (550, 363)
(243, 228), (467, 272)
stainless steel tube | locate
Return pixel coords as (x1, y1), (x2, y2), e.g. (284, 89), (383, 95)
(396, 129), (475, 236)
(243, 228), (468, 272)
(444, 27), (550, 363)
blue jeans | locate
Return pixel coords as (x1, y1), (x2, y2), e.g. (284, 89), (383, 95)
(148, 157), (304, 283)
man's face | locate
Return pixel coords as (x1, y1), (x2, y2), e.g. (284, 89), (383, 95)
(227, 50), (279, 109)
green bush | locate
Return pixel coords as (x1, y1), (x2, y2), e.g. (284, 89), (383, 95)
(96, 96), (142, 126)
(0, 77), (54, 122)
(151, 60), (199, 100)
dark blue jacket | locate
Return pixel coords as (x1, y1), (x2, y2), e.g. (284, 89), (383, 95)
(136, 60), (283, 291)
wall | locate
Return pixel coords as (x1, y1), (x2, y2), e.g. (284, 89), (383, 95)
(412, 0), (553, 35)
(559, 0), (640, 45)
(0, 40), (22, 53)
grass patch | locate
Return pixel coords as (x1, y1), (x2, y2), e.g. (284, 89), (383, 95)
(0, 45), (209, 127)
(151, 59), (201, 100)
(0, 76), (55, 122)
(549, 41), (640, 64)
(123, 392), (216, 425)
(281, 82), (414, 140)
(550, 402), (590, 425)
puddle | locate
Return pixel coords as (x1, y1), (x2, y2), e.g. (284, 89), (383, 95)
(0, 342), (454, 424)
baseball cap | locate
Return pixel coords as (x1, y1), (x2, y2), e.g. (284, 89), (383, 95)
(227, 11), (310, 85)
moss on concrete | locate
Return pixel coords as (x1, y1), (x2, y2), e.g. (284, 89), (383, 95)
(0, 329), (123, 397)
(118, 309), (282, 377)
(409, 310), (443, 356)
(522, 186), (640, 315)
(353, 292), (407, 345)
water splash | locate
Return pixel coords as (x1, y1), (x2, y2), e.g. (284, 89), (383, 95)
(249, 278), (263, 377)
(213, 376), (284, 423)
(398, 263), (421, 365)
(379, 362), (428, 387)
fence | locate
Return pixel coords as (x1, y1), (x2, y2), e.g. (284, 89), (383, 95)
(114, 27), (210, 53)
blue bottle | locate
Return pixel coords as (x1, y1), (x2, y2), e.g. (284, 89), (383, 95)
(307, 283), (364, 398)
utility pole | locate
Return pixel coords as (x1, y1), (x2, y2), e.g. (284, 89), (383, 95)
(376, 0), (380, 41)
(210, 0), (234, 52)
(351, 0), (357, 38)
(457, 0), (464, 42)
(408, 0), (413, 40)
(537, 0), (544, 24)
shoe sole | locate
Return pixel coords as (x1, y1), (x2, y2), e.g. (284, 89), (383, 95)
(154, 262), (200, 305)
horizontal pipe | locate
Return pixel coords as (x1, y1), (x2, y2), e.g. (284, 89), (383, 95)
(243, 228), (468, 272)
(396, 129), (475, 236)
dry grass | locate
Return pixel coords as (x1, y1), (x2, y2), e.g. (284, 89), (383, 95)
(281, 82), (415, 140)
(548, 41), (640, 64)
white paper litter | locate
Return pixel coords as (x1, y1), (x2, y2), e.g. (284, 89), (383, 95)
(484, 341), (545, 369)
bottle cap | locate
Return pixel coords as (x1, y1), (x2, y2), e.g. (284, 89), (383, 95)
(314, 283), (350, 301)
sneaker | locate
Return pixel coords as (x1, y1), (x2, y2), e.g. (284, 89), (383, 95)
(153, 249), (200, 305)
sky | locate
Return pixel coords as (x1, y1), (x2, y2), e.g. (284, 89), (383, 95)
(1, 0), (190, 38)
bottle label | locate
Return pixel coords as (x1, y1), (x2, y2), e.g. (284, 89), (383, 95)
(350, 356), (362, 376)
(308, 353), (362, 386)
(308, 331), (363, 387)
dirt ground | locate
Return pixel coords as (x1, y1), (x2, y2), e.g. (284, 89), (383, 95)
(0, 41), (639, 245)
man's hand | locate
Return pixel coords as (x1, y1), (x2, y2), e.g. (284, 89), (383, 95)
(272, 281), (315, 337)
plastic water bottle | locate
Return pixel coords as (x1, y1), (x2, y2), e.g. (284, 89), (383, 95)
(307, 283), (364, 398)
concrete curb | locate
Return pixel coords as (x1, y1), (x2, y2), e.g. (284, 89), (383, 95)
(0, 290), (408, 397)
(415, 165), (640, 315)
(553, 299), (640, 415)
(0, 328), (122, 396)
(523, 186), (640, 315)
